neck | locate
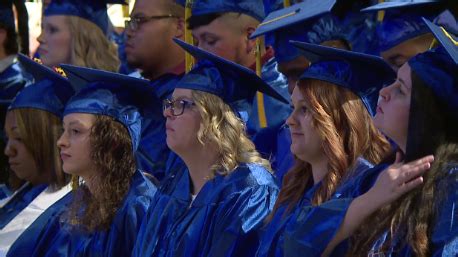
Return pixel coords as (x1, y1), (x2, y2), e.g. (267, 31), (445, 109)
(179, 145), (219, 195)
(309, 157), (329, 185)
(80, 172), (100, 195)
(0, 48), (7, 60)
(143, 47), (185, 80)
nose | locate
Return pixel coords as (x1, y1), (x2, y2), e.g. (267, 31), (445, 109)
(4, 139), (16, 158)
(37, 31), (44, 44)
(285, 111), (297, 128)
(56, 131), (68, 149)
(379, 84), (392, 102)
(163, 106), (173, 118)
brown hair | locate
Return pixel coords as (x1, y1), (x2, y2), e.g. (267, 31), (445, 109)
(347, 71), (458, 257)
(271, 79), (390, 217)
(12, 108), (69, 188)
(191, 90), (271, 177)
(64, 115), (135, 232)
(66, 16), (120, 72)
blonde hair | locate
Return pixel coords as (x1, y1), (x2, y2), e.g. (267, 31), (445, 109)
(66, 16), (120, 72)
(191, 90), (271, 177)
(12, 108), (69, 189)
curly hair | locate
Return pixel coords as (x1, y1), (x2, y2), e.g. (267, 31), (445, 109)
(64, 115), (135, 232)
(66, 16), (120, 72)
(191, 90), (271, 177)
(270, 79), (391, 217)
(12, 108), (69, 189)
(347, 71), (458, 257)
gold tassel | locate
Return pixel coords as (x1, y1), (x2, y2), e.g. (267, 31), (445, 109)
(255, 37), (267, 128)
(71, 175), (79, 191)
(283, 0), (291, 8)
(185, 0), (194, 73)
(377, 0), (385, 22)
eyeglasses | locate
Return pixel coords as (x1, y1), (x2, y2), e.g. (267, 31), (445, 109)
(125, 14), (178, 31)
(163, 98), (196, 116)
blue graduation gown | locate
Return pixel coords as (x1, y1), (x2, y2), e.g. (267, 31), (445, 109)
(256, 158), (376, 257)
(254, 124), (294, 186)
(366, 165), (458, 257)
(9, 170), (157, 257)
(0, 62), (30, 100)
(136, 74), (182, 180)
(0, 184), (47, 229)
(133, 162), (280, 257)
(247, 58), (291, 136)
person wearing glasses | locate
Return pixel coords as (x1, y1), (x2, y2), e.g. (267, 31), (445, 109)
(7, 66), (159, 257)
(36, 0), (120, 72)
(124, 0), (187, 179)
(133, 40), (288, 257)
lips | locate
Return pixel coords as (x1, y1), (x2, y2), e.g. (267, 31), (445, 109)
(166, 125), (174, 132)
(376, 105), (384, 114)
(60, 153), (71, 161)
(38, 47), (48, 55)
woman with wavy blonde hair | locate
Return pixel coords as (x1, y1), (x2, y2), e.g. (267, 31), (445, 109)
(36, 0), (120, 72)
(132, 40), (288, 257)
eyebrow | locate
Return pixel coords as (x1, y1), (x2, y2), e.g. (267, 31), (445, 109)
(398, 77), (411, 90)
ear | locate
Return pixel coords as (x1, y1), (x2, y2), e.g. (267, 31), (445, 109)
(244, 26), (257, 54)
(174, 17), (185, 39)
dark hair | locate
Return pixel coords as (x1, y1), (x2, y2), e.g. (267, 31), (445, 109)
(348, 71), (458, 257)
(63, 115), (135, 232)
(0, 24), (19, 55)
(187, 13), (225, 30)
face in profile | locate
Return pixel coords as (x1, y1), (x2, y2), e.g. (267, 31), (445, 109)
(57, 113), (95, 177)
(163, 88), (202, 155)
(37, 15), (72, 68)
(373, 63), (412, 148)
(4, 111), (40, 184)
(286, 86), (324, 163)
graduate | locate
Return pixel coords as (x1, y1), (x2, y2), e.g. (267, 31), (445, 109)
(8, 67), (159, 257)
(37, 0), (120, 71)
(133, 39), (288, 257)
(184, 0), (291, 136)
(343, 18), (458, 257)
(362, 0), (457, 70)
(255, 42), (395, 257)
(0, 55), (73, 255)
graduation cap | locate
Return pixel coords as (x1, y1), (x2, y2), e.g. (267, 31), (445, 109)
(423, 16), (458, 64)
(10, 54), (74, 117)
(60, 65), (162, 152)
(44, 0), (127, 33)
(361, 0), (447, 52)
(251, 0), (348, 63)
(173, 38), (289, 110)
(0, 3), (14, 29)
(190, 0), (266, 21)
(291, 41), (396, 116)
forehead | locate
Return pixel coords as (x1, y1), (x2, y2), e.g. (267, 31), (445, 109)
(63, 113), (96, 126)
(172, 88), (194, 99)
(291, 86), (305, 102)
(132, 0), (167, 15)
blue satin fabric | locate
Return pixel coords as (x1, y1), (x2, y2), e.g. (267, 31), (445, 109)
(254, 124), (294, 186)
(191, 0), (265, 21)
(256, 158), (376, 257)
(247, 58), (291, 135)
(133, 162), (279, 257)
(0, 184), (47, 229)
(8, 170), (157, 257)
(136, 74), (182, 180)
(0, 62), (30, 101)
(366, 165), (458, 257)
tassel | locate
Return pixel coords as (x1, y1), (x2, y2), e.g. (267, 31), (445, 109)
(185, 0), (194, 73)
(377, 0), (385, 22)
(71, 175), (79, 191)
(283, 0), (291, 8)
(255, 37), (267, 128)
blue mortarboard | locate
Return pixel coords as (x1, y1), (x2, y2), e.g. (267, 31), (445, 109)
(10, 54), (74, 117)
(190, 0), (266, 21)
(44, 0), (127, 33)
(292, 41), (396, 115)
(0, 2), (14, 29)
(423, 17), (458, 64)
(361, 0), (446, 52)
(60, 65), (161, 152)
(173, 38), (289, 109)
(251, 0), (348, 63)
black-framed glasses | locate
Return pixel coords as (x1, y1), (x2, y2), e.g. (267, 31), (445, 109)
(163, 98), (196, 116)
(125, 14), (178, 31)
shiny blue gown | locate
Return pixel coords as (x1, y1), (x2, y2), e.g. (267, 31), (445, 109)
(256, 158), (377, 257)
(0, 62), (30, 100)
(134, 162), (279, 257)
(7, 170), (157, 257)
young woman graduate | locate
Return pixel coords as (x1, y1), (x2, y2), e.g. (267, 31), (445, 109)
(255, 42), (395, 257)
(7, 66), (159, 257)
(133, 39), (289, 257)
(0, 54), (73, 255)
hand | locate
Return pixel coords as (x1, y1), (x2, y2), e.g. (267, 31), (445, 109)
(366, 153), (434, 208)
